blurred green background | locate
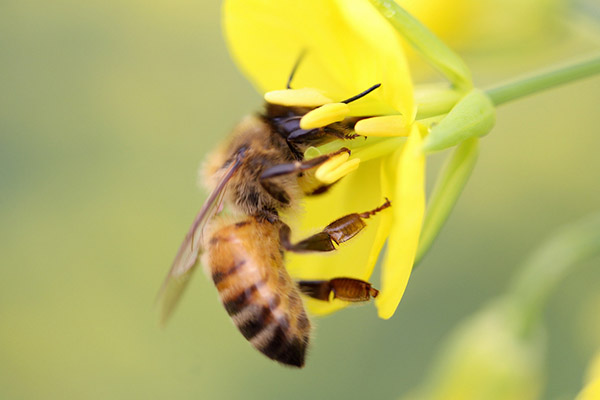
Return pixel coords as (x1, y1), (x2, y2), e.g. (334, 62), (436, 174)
(1, 0), (599, 399)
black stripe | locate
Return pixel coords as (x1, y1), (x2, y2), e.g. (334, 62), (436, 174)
(238, 306), (270, 340)
(276, 337), (307, 368)
(260, 326), (288, 360)
(237, 292), (282, 340)
(222, 280), (265, 316)
(212, 260), (246, 285)
(258, 325), (308, 368)
(237, 291), (283, 339)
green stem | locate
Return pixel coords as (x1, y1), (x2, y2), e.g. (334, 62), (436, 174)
(486, 54), (600, 106)
(415, 138), (479, 265)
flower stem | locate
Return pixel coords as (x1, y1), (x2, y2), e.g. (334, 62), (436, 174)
(485, 54), (600, 106)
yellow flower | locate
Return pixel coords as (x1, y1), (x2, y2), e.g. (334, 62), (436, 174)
(224, 0), (415, 118)
(576, 351), (600, 400)
(224, 0), (425, 319)
(399, 0), (563, 53)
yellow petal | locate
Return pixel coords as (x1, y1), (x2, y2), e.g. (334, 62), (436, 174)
(577, 379), (600, 400)
(578, 352), (600, 400)
(376, 124), (426, 319)
(224, 0), (414, 117)
(300, 103), (350, 129)
(286, 159), (391, 315)
(369, 0), (472, 91)
(264, 88), (333, 108)
(335, 0), (415, 120)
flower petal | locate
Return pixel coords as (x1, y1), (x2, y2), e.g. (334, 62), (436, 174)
(286, 159), (392, 315)
(223, 0), (414, 117)
(369, 0), (473, 90)
(376, 124), (426, 319)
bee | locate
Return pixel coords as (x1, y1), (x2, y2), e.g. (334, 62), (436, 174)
(158, 61), (391, 368)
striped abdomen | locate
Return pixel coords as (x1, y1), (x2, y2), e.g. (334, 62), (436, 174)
(203, 217), (310, 367)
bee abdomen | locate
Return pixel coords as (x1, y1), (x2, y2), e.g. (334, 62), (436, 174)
(206, 217), (311, 367)
(251, 321), (308, 367)
(218, 276), (310, 367)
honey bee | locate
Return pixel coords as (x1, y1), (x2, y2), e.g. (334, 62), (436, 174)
(158, 64), (391, 367)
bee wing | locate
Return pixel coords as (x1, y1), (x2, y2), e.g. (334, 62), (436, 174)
(157, 149), (246, 326)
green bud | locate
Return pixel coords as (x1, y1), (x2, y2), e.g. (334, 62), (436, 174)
(368, 0), (472, 91)
(405, 300), (545, 400)
(422, 88), (496, 153)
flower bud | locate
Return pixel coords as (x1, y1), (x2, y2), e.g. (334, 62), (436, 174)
(423, 88), (496, 153)
(406, 300), (545, 400)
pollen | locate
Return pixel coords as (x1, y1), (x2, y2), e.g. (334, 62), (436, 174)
(264, 88), (333, 107)
(315, 153), (360, 185)
(354, 115), (410, 137)
(299, 103), (351, 130)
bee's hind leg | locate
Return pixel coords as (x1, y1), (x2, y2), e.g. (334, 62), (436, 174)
(297, 278), (379, 302)
(279, 198), (391, 253)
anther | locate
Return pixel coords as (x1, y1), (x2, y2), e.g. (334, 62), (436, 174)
(315, 154), (360, 185)
(300, 103), (350, 129)
(354, 115), (410, 137)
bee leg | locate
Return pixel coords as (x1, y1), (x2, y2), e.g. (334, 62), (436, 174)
(297, 278), (379, 302)
(279, 198), (391, 253)
(259, 148), (350, 180)
(279, 223), (336, 252)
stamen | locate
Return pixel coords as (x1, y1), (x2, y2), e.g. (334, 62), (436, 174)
(354, 115), (410, 137)
(315, 151), (350, 177)
(264, 88), (333, 107)
(300, 103), (350, 129)
(286, 49), (307, 89)
(341, 83), (382, 104)
(352, 137), (405, 163)
(315, 154), (360, 185)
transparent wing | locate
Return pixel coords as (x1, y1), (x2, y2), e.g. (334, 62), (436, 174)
(157, 149), (246, 326)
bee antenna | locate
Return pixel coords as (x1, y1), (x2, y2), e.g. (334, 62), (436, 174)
(341, 83), (382, 104)
(287, 49), (308, 89)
